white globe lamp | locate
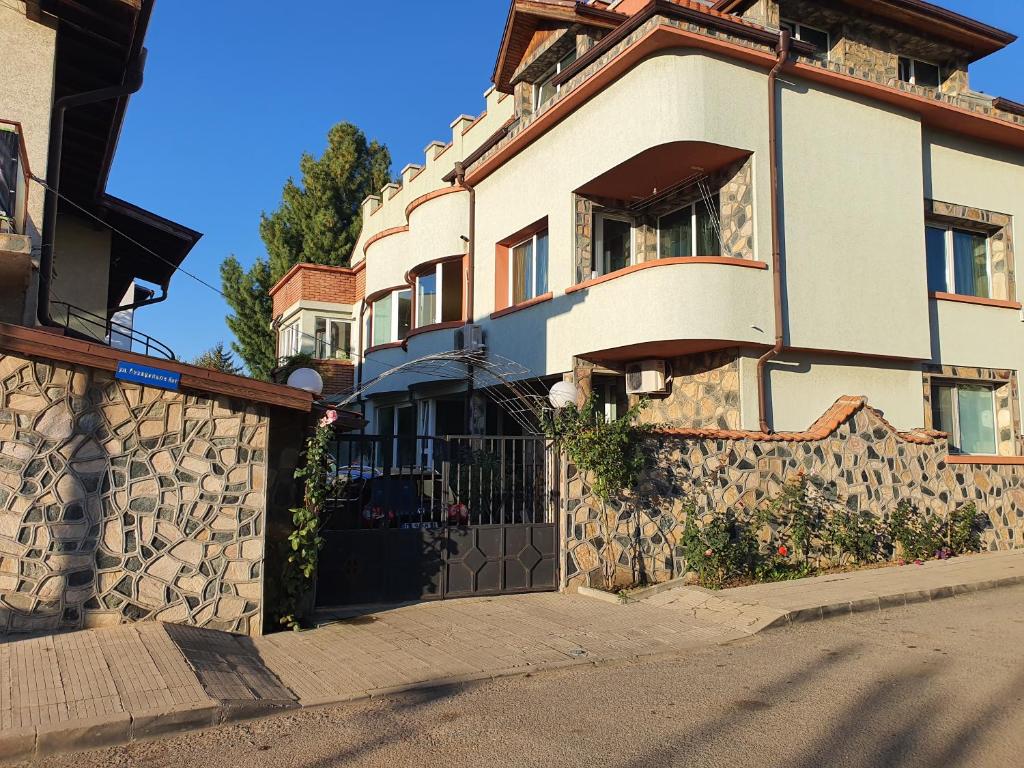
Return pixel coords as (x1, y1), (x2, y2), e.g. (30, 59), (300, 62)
(548, 380), (578, 410)
(286, 367), (324, 397)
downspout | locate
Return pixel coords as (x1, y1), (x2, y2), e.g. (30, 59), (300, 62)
(38, 50), (148, 328)
(356, 301), (367, 434)
(106, 284), (167, 314)
(454, 161), (477, 434)
(756, 31), (791, 434)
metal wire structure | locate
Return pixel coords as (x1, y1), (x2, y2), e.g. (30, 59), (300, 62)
(323, 350), (555, 434)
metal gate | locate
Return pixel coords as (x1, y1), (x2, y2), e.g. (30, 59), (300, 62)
(315, 435), (559, 607)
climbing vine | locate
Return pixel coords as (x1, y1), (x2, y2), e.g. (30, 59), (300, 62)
(278, 409), (338, 630)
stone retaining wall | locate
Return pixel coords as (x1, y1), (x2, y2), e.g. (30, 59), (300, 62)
(563, 400), (1024, 590)
(0, 353), (272, 635)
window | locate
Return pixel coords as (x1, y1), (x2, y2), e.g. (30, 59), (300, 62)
(0, 127), (21, 231)
(375, 404), (417, 467)
(594, 214), (633, 276)
(932, 382), (997, 455)
(416, 260), (463, 327)
(658, 195), (721, 259)
(594, 375), (628, 423)
(279, 322), (301, 358)
(533, 47), (577, 110)
(899, 57), (941, 88)
(510, 230), (549, 304)
(371, 289), (412, 346)
(925, 223), (990, 298)
(780, 19), (830, 62)
(314, 317), (352, 359)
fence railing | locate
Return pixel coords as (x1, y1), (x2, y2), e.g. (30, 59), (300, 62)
(323, 434), (558, 531)
(51, 301), (176, 360)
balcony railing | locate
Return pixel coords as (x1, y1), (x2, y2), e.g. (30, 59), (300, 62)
(0, 120), (30, 236)
(51, 301), (176, 360)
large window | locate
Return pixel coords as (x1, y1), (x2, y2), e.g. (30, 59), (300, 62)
(658, 195), (720, 259)
(899, 57), (941, 88)
(931, 382), (997, 455)
(314, 317), (352, 359)
(510, 230), (549, 304)
(279, 322), (301, 358)
(416, 260), (463, 327)
(594, 214), (633, 277)
(925, 224), (990, 298)
(371, 289), (412, 347)
(533, 47), (577, 110)
(780, 19), (830, 63)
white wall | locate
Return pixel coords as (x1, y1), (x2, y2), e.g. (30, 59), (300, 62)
(51, 214), (111, 339)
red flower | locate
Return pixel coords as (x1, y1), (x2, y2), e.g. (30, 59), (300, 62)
(778, 545), (789, 557)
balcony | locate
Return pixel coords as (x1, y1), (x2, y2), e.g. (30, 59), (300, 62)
(0, 120), (33, 324)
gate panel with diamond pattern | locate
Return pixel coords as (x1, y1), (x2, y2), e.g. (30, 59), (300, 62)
(315, 435), (558, 607)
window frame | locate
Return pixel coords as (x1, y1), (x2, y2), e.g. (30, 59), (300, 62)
(931, 380), (999, 455)
(414, 260), (464, 328)
(656, 196), (722, 259)
(899, 56), (942, 88)
(509, 230), (549, 305)
(780, 19), (831, 61)
(925, 221), (993, 299)
(533, 46), (578, 111)
(279, 321), (301, 358)
(593, 212), (635, 277)
(370, 288), (412, 347)
(314, 316), (352, 359)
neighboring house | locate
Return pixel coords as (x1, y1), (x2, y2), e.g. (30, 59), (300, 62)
(287, 0), (1024, 466)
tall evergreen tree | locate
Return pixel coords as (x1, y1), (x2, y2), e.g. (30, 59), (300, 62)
(191, 342), (243, 375)
(221, 122), (391, 379)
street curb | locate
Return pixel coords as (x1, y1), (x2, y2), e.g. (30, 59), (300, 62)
(0, 726), (36, 763)
(130, 702), (221, 742)
(35, 713), (132, 759)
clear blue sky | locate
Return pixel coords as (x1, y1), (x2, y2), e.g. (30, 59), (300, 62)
(106, 0), (1024, 365)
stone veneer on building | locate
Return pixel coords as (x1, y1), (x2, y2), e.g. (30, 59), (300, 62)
(0, 353), (272, 635)
(563, 397), (1024, 591)
(637, 349), (742, 430)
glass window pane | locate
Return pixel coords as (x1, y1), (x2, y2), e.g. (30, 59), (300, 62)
(659, 207), (692, 259)
(696, 195), (720, 256)
(372, 294), (392, 346)
(441, 260), (463, 322)
(314, 317), (328, 358)
(535, 231), (549, 296)
(559, 47), (577, 71)
(396, 406), (417, 466)
(396, 290), (412, 339)
(417, 271), (437, 327)
(800, 26), (830, 62)
(931, 384), (955, 445)
(534, 65), (557, 108)
(898, 56), (913, 83)
(513, 239), (534, 304)
(925, 226), (948, 293)
(915, 61), (941, 88)
(377, 406), (395, 459)
(957, 385), (996, 455)
(599, 217), (631, 274)
(953, 230), (989, 298)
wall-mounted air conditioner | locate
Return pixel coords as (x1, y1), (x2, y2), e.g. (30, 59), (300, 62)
(455, 324), (486, 354)
(625, 359), (668, 395)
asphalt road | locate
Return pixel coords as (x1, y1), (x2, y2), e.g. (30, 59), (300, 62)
(28, 585), (1024, 768)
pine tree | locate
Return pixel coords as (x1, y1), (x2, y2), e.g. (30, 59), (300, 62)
(191, 341), (243, 375)
(220, 122), (391, 379)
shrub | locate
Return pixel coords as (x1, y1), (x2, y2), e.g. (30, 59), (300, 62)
(886, 500), (942, 561)
(823, 508), (880, 564)
(947, 502), (985, 555)
(681, 507), (759, 588)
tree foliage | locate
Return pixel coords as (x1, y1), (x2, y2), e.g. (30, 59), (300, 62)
(190, 342), (242, 375)
(220, 123), (392, 379)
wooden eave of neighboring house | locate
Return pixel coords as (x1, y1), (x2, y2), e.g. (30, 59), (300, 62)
(492, 0), (627, 94)
(712, 0), (1017, 60)
(0, 323), (316, 412)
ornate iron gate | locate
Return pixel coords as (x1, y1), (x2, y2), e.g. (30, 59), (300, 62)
(315, 435), (559, 607)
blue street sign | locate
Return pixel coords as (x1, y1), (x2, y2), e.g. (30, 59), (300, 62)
(115, 361), (181, 392)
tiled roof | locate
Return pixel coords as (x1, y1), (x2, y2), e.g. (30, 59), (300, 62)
(654, 395), (946, 444)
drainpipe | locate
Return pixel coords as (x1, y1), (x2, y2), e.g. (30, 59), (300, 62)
(756, 30), (791, 434)
(356, 301), (367, 434)
(454, 161), (477, 434)
(38, 50), (148, 328)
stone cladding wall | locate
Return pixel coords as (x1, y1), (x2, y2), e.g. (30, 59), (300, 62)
(563, 401), (1024, 591)
(637, 350), (742, 430)
(922, 365), (1022, 457)
(0, 353), (271, 635)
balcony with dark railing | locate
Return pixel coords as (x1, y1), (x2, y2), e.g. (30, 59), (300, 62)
(51, 301), (176, 360)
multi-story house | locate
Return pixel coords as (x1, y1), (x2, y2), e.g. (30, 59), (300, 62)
(281, 0), (1023, 469)
(1, 0), (201, 352)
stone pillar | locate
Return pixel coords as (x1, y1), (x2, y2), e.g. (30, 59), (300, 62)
(571, 358), (594, 407)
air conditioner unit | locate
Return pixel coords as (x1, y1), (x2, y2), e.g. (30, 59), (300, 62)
(455, 324), (486, 354)
(625, 359), (667, 395)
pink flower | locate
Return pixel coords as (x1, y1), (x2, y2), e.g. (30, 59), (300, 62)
(704, 548), (714, 558)
(319, 409), (339, 428)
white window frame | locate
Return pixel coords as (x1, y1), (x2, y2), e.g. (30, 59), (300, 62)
(376, 402), (419, 467)
(533, 47), (578, 111)
(416, 266), (441, 328)
(371, 288), (412, 346)
(780, 19), (830, 61)
(932, 381), (998, 455)
(279, 321), (301, 358)
(314, 316), (351, 359)
(926, 222), (992, 298)
(509, 231), (548, 305)
(899, 56), (942, 87)
(656, 198), (720, 259)
(593, 213), (634, 277)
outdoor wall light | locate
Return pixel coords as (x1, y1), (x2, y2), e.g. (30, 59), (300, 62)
(287, 367), (324, 396)
(548, 380), (578, 409)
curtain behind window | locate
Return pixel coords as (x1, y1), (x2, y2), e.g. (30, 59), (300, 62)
(0, 130), (18, 221)
(513, 240), (533, 303)
(958, 385), (996, 455)
(953, 230), (989, 298)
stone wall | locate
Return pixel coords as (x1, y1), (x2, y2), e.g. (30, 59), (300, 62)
(563, 398), (1024, 591)
(0, 353), (271, 635)
(637, 349), (742, 430)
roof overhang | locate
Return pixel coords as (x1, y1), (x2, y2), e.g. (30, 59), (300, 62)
(492, 0), (626, 93)
(713, 0), (1016, 61)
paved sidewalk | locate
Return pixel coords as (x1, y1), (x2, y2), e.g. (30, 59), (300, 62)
(2, 549), (1023, 761)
